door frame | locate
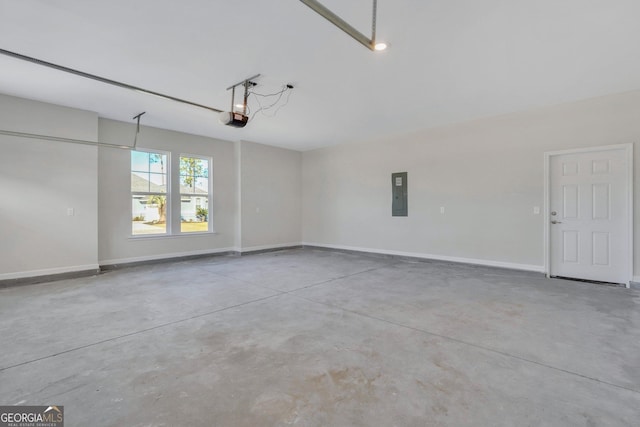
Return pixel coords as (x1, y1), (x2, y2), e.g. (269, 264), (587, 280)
(543, 143), (634, 287)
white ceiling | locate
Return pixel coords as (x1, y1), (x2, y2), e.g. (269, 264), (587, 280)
(1, 0), (639, 151)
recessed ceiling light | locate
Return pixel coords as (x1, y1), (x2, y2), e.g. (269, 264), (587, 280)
(374, 42), (388, 51)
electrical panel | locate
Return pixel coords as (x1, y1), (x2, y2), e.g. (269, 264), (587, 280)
(392, 172), (408, 216)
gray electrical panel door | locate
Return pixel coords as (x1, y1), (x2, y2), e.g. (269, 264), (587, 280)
(392, 172), (408, 216)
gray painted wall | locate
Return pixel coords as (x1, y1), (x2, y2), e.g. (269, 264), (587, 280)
(238, 140), (302, 250)
(2, 90), (638, 281)
(302, 90), (640, 276)
(97, 118), (236, 264)
(0, 94), (99, 279)
(0, 95), (303, 278)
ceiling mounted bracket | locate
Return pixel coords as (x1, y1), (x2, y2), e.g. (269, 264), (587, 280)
(226, 74), (260, 115)
(132, 111), (146, 149)
(299, 0), (380, 51)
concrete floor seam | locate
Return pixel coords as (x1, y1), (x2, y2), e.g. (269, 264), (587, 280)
(286, 266), (388, 292)
(194, 266), (278, 289)
(0, 293), (281, 373)
(192, 267), (291, 297)
(289, 292), (640, 396)
(197, 263), (386, 294)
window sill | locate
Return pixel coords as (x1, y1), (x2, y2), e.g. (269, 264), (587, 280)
(129, 231), (218, 240)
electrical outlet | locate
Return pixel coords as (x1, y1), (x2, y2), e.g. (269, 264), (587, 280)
(67, 208), (74, 216)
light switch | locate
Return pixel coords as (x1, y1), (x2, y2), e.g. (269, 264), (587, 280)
(440, 207), (445, 214)
(533, 206), (540, 215)
(67, 208), (74, 216)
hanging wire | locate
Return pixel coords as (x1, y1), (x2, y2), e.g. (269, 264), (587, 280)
(247, 85), (293, 121)
(250, 86), (291, 98)
(271, 88), (293, 117)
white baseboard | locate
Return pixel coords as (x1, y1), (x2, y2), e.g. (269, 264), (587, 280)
(0, 264), (100, 281)
(238, 242), (302, 253)
(100, 243), (302, 267)
(99, 247), (235, 266)
(302, 242), (545, 273)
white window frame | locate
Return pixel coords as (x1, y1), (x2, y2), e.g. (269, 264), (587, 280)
(129, 149), (215, 238)
(130, 148), (171, 237)
(178, 153), (213, 234)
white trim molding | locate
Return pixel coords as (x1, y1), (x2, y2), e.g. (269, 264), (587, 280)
(303, 242), (545, 273)
(99, 247), (235, 266)
(238, 242), (302, 254)
(99, 243), (302, 267)
(0, 264), (100, 281)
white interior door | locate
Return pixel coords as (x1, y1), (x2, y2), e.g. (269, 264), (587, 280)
(549, 145), (631, 285)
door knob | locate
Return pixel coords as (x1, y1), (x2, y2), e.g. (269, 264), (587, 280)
(551, 220), (562, 224)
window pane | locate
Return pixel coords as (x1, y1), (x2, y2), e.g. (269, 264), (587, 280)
(180, 156), (209, 194)
(131, 151), (149, 172)
(148, 173), (167, 193)
(201, 161), (209, 178)
(132, 194), (167, 235)
(131, 172), (150, 192)
(180, 181), (195, 194)
(149, 153), (167, 173)
(195, 177), (208, 193)
(131, 151), (167, 193)
(179, 156), (210, 233)
(180, 196), (208, 233)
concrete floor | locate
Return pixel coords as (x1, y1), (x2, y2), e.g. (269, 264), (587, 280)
(1, 248), (639, 426)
